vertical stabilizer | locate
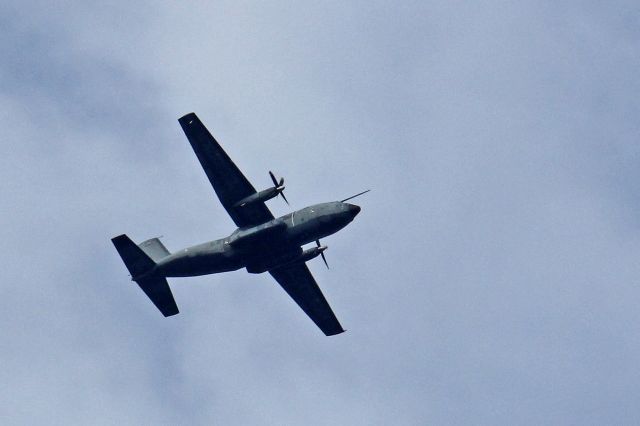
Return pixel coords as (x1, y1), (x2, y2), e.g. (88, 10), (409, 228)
(139, 237), (171, 262)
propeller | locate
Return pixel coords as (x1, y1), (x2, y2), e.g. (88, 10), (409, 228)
(316, 240), (329, 269)
(269, 171), (289, 205)
(340, 189), (371, 203)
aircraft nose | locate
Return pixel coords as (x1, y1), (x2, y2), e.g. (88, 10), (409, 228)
(345, 203), (361, 218)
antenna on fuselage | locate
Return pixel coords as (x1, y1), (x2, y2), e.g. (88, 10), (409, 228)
(340, 189), (371, 203)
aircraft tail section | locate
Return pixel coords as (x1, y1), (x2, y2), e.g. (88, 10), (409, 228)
(111, 234), (179, 317)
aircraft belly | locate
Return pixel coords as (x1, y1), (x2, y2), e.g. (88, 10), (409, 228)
(286, 219), (339, 247)
(158, 246), (244, 277)
(245, 246), (303, 274)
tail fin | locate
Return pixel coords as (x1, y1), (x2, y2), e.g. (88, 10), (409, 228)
(139, 237), (170, 262)
(111, 234), (179, 317)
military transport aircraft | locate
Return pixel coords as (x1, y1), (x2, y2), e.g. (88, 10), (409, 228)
(112, 113), (367, 336)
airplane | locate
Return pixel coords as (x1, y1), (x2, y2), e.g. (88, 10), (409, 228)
(111, 112), (367, 336)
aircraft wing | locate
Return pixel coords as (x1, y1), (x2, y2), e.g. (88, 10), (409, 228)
(178, 113), (275, 228)
(269, 264), (344, 336)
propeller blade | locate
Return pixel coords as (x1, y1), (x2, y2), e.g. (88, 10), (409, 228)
(320, 251), (329, 269)
(280, 191), (289, 205)
(340, 189), (371, 203)
(269, 171), (289, 204)
(269, 171), (278, 187)
(316, 240), (329, 269)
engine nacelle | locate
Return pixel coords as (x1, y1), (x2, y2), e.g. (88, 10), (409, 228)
(289, 246), (327, 265)
(234, 186), (283, 208)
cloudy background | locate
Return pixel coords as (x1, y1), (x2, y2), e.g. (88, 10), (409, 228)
(2, 1), (640, 424)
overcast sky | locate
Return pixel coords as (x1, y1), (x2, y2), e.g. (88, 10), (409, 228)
(2, 1), (640, 424)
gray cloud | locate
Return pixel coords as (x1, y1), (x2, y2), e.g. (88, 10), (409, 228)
(2, 1), (640, 424)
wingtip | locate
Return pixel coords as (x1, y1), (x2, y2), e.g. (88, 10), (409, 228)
(178, 112), (197, 124)
(162, 309), (180, 317)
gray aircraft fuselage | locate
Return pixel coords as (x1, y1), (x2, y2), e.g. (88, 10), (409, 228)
(154, 201), (360, 278)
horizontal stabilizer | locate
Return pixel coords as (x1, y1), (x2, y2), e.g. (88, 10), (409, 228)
(112, 234), (155, 278)
(136, 276), (179, 317)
